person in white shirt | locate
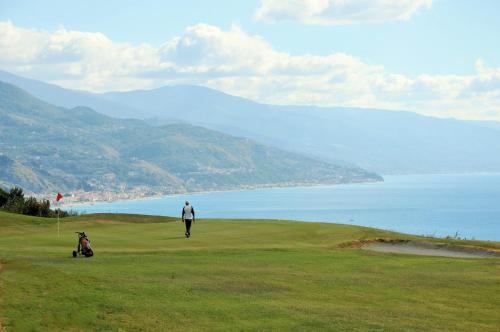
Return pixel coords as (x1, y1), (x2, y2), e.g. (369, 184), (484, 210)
(181, 201), (195, 238)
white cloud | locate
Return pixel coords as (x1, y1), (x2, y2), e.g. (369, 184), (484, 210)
(0, 21), (161, 91)
(0, 21), (499, 121)
(255, 0), (433, 25)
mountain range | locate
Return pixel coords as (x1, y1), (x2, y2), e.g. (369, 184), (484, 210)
(0, 80), (380, 193)
(2, 70), (500, 174)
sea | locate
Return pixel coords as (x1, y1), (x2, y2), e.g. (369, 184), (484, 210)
(71, 173), (500, 241)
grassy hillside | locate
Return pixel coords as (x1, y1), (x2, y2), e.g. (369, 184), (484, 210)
(0, 211), (498, 331)
(0, 81), (381, 193)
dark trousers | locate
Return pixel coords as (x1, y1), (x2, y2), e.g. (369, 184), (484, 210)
(184, 219), (192, 234)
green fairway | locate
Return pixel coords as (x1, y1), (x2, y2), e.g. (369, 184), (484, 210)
(0, 211), (499, 331)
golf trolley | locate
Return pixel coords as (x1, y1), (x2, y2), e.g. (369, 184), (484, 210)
(72, 231), (94, 257)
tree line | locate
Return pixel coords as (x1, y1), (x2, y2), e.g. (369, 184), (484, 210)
(0, 187), (75, 218)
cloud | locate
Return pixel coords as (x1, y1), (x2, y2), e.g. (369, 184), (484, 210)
(0, 21), (499, 121)
(255, 0), (433, 25)
(0, 21), (160, 91)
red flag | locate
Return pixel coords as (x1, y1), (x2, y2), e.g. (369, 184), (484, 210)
(56, 192), (63, 202)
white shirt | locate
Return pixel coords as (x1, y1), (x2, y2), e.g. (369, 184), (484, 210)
(183, 205), (194, 220)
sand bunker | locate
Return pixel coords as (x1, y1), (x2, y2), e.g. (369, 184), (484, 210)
(341, 239), (500, 258)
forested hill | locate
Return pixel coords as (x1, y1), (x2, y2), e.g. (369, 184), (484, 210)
(0, 81), (381, 193)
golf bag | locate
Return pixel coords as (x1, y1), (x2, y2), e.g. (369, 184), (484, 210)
(72, 231), (93, 257)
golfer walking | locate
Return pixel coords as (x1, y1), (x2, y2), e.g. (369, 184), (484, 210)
(182, 201), (195, 238)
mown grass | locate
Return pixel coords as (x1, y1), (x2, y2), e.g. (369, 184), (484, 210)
(0, 211), (499, 331)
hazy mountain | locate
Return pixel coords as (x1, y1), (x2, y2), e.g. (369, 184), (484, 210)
(0, 70), (184, 126)
(100, 87), (500, 174)
(2, 70), (500, 174)
(0, 81), (380, 193)
(0, 70), (139, 118)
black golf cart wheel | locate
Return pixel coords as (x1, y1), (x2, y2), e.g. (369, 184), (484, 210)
(72, 250), (77, 258)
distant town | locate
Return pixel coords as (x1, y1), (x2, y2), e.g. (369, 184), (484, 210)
(31, 179), (381, 207)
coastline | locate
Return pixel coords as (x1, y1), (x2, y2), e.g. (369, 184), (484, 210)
(53, 178), (384, 208)
(35, 172), (500, 209)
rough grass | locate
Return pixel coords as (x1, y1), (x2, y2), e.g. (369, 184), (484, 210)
(0, 211), (499, 331)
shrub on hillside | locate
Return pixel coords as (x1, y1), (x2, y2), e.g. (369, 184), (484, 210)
(0, 187), (8, 207)
(9, 187), (24, 200)
(39, 199), (51, 217)
(3, 187), (26, 213)
(23, 197), (40, 216)
(0, 186), (76, 218)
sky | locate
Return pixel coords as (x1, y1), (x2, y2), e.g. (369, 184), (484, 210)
(0, 0), (499, 121)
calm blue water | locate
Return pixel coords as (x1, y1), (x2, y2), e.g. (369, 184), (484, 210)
(71, 174), (500, 241)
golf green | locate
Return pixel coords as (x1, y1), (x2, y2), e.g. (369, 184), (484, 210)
(1, 211), (499, 331)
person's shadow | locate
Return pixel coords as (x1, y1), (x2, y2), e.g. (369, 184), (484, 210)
(162, 236), (185, 240)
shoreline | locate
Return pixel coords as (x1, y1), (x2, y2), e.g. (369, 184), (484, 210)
(29, 172), (500, 208)
(57, 178), (384, 208)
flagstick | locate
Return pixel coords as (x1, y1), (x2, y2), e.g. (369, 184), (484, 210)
(57, 202), (60, 238)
